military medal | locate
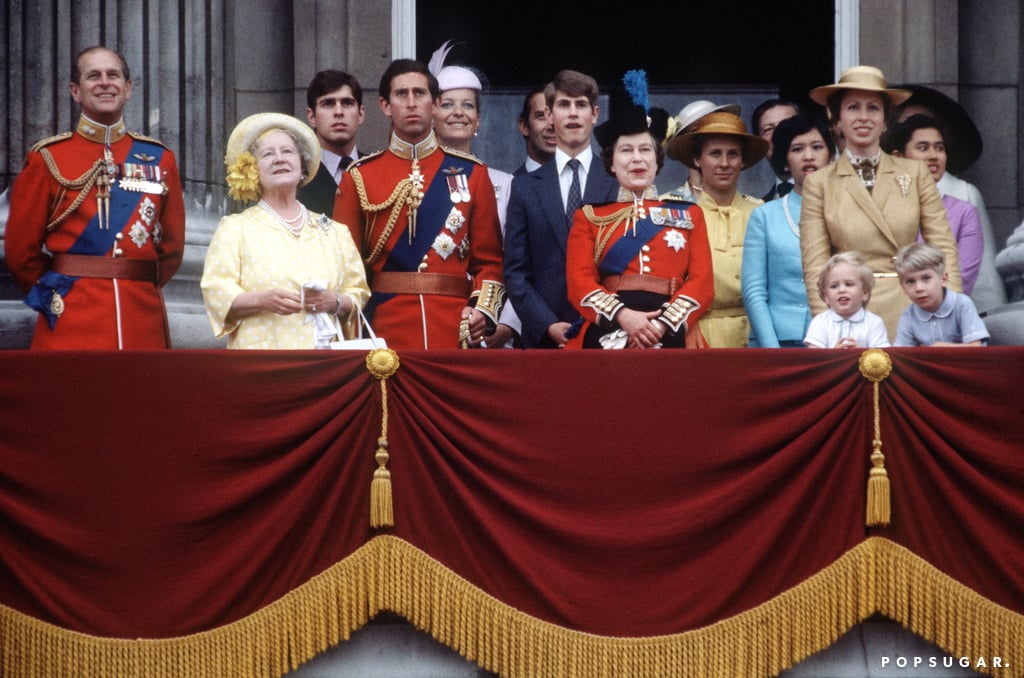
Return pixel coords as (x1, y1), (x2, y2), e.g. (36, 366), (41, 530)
(650, 207), (694, 229)
(447, 173), (471, 203)
(432, 232), (456, 260)
(119, 163), (165, 194)
(445, 206), (465, 234)
(49, 291), (65, 318)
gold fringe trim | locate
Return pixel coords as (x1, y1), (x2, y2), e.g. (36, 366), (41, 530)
(2, 536), (1022, 678)
(859, 349), (893, 526)
(365, 349), (400, 528)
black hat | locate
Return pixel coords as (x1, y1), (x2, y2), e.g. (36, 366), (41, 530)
(891, 84), (983, 174)
(594, 70), (669, 149)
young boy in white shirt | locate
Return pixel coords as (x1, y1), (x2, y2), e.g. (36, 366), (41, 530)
(804, 252), (891, 349)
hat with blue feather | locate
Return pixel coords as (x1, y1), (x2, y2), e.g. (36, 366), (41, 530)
(594, 70), (670, 148)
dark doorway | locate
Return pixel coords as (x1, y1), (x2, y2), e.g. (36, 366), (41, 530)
(417, 1), (834, 110)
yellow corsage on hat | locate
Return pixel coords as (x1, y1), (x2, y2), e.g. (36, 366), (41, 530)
(225, 151), (260, 203)
(223, 112), (321, 203)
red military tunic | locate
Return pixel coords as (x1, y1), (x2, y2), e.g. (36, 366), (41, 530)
(333, 132), (504, 350)
(5, 116), (186, 349)
(565, 193), (714, 348)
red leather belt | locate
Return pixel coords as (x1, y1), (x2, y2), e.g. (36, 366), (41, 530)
(371, 272), (471, 298)
(601, 274), (678, 296)
(53, 253), (158, 285)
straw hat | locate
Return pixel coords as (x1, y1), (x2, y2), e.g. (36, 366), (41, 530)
(809, 66), (912, 107)
(666, 111), (769, 169)
(225, 113), (320, 185)
(665, 100), (741, 161)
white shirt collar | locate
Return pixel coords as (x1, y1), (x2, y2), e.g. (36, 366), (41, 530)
(555, 146), (593, 175)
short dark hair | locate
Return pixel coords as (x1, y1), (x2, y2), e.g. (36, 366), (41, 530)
(72, 46), (130, 84)
(547, 70), (599, 107)
(599, 131), (665, 176)
(378, 59), (439, 101)
(519, 84), (548, 124)
(768, 114), (836, 177)
(306, 69), (363, 110)
(751, 99), (800, 136)
(884, 113), (943, 155)
(825, 89), (892, 127)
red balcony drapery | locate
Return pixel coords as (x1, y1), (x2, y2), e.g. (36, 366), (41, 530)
(1, 349), (1021, 677)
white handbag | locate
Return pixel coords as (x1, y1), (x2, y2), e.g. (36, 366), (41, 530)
(330, 308), (387, 350)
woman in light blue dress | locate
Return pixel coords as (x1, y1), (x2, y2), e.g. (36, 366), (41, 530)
(742, 115), (835, 347)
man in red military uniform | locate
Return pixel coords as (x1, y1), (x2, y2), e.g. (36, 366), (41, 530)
(5, 46), (185, 349)
(333, 59), (504, 350)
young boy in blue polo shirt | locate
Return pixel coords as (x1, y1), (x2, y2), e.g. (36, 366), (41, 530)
(893, 242), (989, 346)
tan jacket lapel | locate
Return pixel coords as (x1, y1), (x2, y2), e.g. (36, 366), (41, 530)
(839, 154), (899, 249)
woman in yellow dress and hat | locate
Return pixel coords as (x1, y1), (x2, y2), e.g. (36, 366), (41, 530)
(666, 111), (768, 347)
(201, 112), (370, 349)
(799, 65), (962, 339)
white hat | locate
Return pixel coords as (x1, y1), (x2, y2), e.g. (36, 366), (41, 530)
(429, 40), (482, 92)
(675, 100), (742, 134)
(437, 65), (482, 92)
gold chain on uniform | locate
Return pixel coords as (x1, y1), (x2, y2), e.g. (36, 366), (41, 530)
(349, 165), (426, 265)
(582, 204), (638, 264)
(39, 149), (107, 232)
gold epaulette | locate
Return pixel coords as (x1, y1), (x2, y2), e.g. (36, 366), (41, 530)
(661, 194), (696, 207)
(441, 147), (484, 166)
(351, 149), (385, 168)
(127, 131), (169, 149)
(30, 132), (73, 153)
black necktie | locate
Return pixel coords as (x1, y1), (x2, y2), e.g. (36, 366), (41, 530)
(565, 158), (582, 226)
(339, 156), (353, 171)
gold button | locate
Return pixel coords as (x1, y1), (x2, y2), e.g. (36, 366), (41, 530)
(113, 248), (123, 257)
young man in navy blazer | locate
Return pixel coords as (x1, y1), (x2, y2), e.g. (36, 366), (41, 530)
(503, 70), (619, 347)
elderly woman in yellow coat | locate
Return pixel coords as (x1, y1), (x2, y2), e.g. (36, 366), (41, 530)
(665, 112), (768, 347)
(202, 113), (370, 349)
(800, 66), (961, 338)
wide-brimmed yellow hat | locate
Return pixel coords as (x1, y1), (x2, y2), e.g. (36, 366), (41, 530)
(224, 112), (320, 188)
(809, 66), (912, 107)
(666, 111), (769, 169)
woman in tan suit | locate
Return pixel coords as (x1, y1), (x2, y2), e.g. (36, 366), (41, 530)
(800, 66), (961, 338)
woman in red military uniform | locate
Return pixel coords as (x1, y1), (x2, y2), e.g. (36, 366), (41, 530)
(566, 71), (713, 349)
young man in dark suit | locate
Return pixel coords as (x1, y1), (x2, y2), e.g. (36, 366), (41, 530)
(503, 70), (619, 347)
(298, 70), (366, 215)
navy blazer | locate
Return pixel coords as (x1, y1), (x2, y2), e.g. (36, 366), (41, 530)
(297, 163), (339, 216)
(503, 154), (619, 347)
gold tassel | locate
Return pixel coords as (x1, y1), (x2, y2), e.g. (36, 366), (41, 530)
(365, 349), (400, 529)
(867, 438), (890, 526)
(371, 438), (393, 528)
(858, 350), (893, 527)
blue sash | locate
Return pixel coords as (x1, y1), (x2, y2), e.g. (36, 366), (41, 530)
(25, 138), (165, 327)
(367, 154), (476, 318)
(597, 214), (663, 277)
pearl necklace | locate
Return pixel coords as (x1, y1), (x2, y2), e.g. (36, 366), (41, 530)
(259, 199), (307, 237)
(782, 193), (799, 238)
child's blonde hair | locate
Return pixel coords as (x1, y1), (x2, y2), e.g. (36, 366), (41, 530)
(816, 251), (875, 305)
(895, 242), (946, 279)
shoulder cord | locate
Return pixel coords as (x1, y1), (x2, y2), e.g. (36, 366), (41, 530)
(349, 167), (418, 266)
(583, 204), (636, 264)
(39, 148), (106, 232)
